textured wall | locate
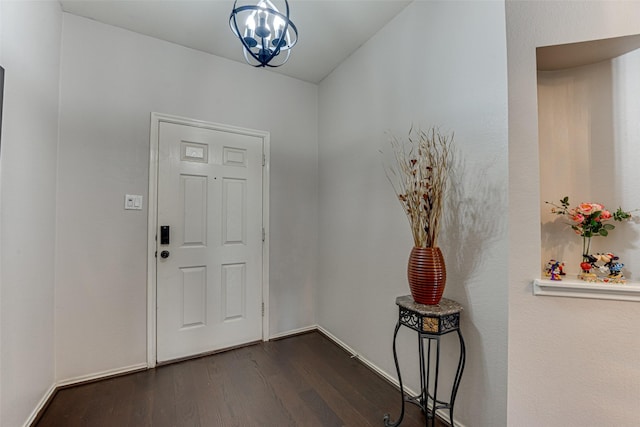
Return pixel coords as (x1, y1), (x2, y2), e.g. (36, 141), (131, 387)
(507, 1), (640, 425)
(0, 2), (61, 426)
(317, 2), (509, 426)
(56, 13), (318, 382)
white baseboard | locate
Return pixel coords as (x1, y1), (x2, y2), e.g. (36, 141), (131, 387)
(24, 363), (148, 427)
(317, 325), (466, 427)
(268, 324), (318, 340)
(23, 383), (56, 427)
(56, 363), (148, 388)
(316, 325), (416, 393)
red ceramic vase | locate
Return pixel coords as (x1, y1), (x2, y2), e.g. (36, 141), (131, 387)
(407, 246), (446, 305)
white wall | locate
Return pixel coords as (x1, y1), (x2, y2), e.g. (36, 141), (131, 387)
(56, 13), (318, 382)
(0, 1), (61, 426)
(317, 2), (509, 426)
(507, 2), (640, 426)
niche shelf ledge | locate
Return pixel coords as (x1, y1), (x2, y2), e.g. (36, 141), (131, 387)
(533, 278), (640, 302)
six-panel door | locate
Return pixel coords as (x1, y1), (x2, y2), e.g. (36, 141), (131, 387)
(156, 122), (263, 363)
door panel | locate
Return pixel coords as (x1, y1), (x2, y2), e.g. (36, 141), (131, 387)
(182, 174), (207, 245)
(223, 178), (247, 244)
(180, 266), (206, 328)
(156, 122), (263, 363)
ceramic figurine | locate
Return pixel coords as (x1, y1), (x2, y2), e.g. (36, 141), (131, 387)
(580, 252), (626, 283)
(544, 259), (565, 281)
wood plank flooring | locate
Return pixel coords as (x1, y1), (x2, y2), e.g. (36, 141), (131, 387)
(35, 331), (446, 427)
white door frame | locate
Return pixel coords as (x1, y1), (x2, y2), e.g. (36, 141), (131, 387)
(147, 112), (270, 368)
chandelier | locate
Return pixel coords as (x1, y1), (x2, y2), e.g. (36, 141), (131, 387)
(229, 0), (298, 68)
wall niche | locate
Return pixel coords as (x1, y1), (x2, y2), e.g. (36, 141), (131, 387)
(536, 34), (640, 299)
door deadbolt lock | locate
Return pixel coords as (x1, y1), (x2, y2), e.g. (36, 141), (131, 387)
(160, 226), (170, 245)
(160, 250), (170, 259)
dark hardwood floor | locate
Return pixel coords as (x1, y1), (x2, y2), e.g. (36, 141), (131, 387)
(35, 331), (446, 427)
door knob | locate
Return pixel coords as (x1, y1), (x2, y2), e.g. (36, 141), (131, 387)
(160, 250), (170, 259)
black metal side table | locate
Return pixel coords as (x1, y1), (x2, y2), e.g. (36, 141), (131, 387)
(384, 296), (465, 427)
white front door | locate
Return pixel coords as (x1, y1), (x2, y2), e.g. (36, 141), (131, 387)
(156, 121), (264, 363)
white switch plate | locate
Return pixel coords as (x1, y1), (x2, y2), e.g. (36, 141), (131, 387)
(125, 194), (143, 210)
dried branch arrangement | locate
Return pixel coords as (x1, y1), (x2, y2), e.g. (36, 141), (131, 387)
(385, 126), (454, 248)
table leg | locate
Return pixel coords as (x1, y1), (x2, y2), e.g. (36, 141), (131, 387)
(448, 329), (466, 424)
(419, 334), (426, 410)
(383, 321), (404, 427)
(431, 338), (440, 427)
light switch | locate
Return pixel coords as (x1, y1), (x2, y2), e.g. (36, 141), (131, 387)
(125, 194), (143, 210)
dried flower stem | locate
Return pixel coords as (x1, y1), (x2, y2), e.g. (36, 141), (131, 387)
(385, 127), (454, 248)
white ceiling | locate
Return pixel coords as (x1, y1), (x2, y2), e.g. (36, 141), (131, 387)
(59, 0), (412, 83)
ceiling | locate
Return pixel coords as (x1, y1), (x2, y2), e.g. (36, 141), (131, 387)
(59, 0), (412, 84)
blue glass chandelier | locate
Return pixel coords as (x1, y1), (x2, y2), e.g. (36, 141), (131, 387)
(229, 0), (298, 68)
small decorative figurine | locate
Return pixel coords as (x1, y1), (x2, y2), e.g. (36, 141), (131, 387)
(544, 259), (565, 281)
(579, 252), (626, 283)
(578, 259), (598, 282)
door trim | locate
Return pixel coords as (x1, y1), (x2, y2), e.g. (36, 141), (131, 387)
(147, 112), (270, 368)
